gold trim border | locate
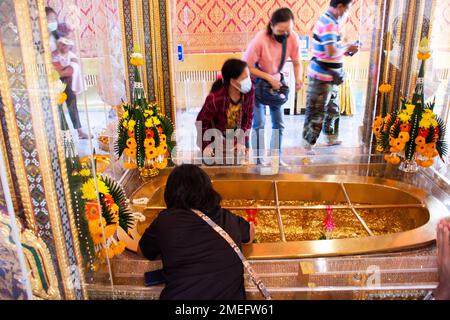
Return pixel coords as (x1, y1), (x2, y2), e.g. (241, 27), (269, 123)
(36, 0), (88, 300)
(0, 110), (19, 214)
(164, 0), (175, 123)
(150, 0), (165, 113)
(21, 228), (61, 300)
(136, 0), (148, 97)
(0, 11), (37, 234)
(15, 0), (74, 299)
(119, 0), (131, 102)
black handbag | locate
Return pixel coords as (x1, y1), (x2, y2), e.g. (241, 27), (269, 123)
(311, 57), (345, 86)
(254, 37), (290, 107)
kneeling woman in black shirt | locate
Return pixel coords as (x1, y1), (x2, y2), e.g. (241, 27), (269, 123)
(138, 164), (255, 300)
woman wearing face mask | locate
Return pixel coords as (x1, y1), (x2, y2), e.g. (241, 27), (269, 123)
(244, 7), (303, 166)
(196, 59), (254, 164)
(46, 6), (90, 139)
(46, 7), (61, 57)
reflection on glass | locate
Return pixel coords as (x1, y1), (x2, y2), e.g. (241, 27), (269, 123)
(171, 0), (382, 163)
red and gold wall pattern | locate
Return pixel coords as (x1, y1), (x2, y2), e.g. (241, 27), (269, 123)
(173, 0), (379, 53)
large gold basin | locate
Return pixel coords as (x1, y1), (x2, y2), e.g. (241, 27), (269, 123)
(125, 169), (448, 259)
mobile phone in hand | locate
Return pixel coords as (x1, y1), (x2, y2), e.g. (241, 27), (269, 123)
(348, 41), (362, 56)
(144, 269), (166, 287)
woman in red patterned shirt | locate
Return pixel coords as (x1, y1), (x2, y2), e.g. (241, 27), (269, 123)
(196, 59), (254, 165)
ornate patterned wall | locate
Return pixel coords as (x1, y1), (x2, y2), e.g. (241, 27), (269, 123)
(173, 0), (379, 53)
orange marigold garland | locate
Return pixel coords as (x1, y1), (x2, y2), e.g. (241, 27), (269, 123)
(79, 173), (134, 261)
(373, 38), (447, 171)
(115, 43), (174, 176)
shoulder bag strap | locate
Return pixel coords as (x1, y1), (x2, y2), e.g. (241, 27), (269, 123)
(277, 36), (288, 73)
(191, 209), (272, 300)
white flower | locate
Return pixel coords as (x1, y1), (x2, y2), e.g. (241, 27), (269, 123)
(418, 38), (430, 54)
(54, 79), (67, 93)
(131, 52), (144, 60)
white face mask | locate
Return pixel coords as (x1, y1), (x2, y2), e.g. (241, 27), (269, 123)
(239, 76), (252, 94)
(48, 22), (58, 32)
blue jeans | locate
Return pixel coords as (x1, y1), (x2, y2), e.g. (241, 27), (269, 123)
(251, 102), (284, 163)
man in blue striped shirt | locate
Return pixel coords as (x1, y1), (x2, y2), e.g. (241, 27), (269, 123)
(302, 0), (360, 153)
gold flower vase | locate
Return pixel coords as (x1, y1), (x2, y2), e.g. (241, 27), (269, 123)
(139, 160), (160, 179)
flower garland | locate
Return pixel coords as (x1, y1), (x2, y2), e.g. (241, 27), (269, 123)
(115, 43), (174, 175)
(130, 44), (144, 67)
(117, 102), (172, 172)
(374, 38), (447, 169)
(319, 205), (336, 240)
(76, 170), (134, 260)
(372, 83), (393, 152)
(50, 69), (68, 106)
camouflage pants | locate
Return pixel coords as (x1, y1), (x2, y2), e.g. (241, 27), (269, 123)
(302, 77), (340, 145)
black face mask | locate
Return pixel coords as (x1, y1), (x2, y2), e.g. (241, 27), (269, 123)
(274, 33), (288, 43)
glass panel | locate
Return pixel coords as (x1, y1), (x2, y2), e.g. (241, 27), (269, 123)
(44, 1), (120, 298)
(426, 0), (450, 179)
(244, 254), (437, 299)
(0, 0), (125, 299)
(45, 0), (126, 181)
(169, 0), (384, 163)
(277, 181), (347, 204)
